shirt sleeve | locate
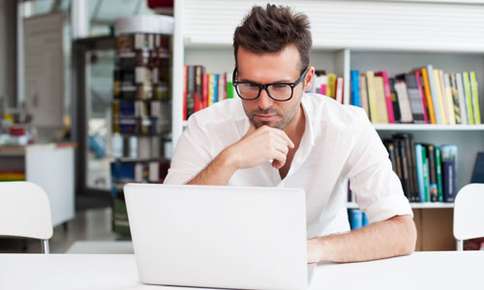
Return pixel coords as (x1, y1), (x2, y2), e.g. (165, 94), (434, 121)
(346, 110), (413, 223)
(163, 117), (213, 185)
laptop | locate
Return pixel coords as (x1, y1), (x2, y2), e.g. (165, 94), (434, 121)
(124, 183), (314, 290)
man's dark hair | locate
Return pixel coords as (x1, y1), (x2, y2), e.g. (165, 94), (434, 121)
(233, 4), (312, 70)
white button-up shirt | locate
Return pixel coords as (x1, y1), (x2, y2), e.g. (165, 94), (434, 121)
(164, 93), (412, 237)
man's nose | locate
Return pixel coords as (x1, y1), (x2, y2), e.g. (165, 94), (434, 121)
(256, 88), (274, 110)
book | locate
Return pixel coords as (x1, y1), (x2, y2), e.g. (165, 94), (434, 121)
(405, 73), (426, 123)
(463, 72), (475, 125)
(415, 70), (429, 123)
(327, 73), (337, 98)
(348, 209), (363, 230)
(149, 161), (159, 182)
(336, 77), (344, 104)
(455, 73), (468, 124)
(435, 146), (444, 202)
(389, 78), (401, 123)
(360, 74), (370, 117)
(441, 145), (458, 202)
(433, 69), (448, 124)
(470, 72), (481, 124)
(402, 134), (419, 202)
(187, 65), (195, 118)
(426, 144), (438, 202)
(372, 74), (389, 123)
(415, 144), (425, 202)
(398, 138), (410, 199)
(426, 65), (445, 124)
(420, 67), (436, 124)
(375, 71), (396, 123)
(394, 75), (413, 123)
(350, 70), (361, 107)
(471, 152), (484, 183)
(450, 74), (463, 124)
(443, 73), (456, 125)
(421, 145), (430, 202)
(366, 71), (381, 123)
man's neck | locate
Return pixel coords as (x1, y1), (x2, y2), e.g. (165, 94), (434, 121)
(284, 104), (306, 146)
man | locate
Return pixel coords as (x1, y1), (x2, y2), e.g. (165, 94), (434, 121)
(164, 4), (416, 263)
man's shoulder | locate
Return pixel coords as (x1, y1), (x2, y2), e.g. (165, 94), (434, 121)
(304, 93), (370, 130)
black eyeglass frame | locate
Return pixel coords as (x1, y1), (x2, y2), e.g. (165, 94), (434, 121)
(232, 66), (310, 102)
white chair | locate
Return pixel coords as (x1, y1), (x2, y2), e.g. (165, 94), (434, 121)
(0, 181), (53, 253)
(453, 183), (484, 251)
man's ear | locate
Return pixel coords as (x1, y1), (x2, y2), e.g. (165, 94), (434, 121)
(304, 66), (315, 92)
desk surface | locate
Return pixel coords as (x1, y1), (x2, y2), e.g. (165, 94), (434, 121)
(1, 251), (482, 290)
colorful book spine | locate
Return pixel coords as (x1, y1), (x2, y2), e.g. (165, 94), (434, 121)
(421, 67), (436, 124)
(455, 73), (468, 125)
(351, 70), (361, 107)
(441, 145), (458, 202)
(422, 145), (430, 202)
(427, 144), (438, 202)
(434, 69), (448, 124)
(470, 72), (481, 124)
(426, 65), (444, 124)
(415, 70), (429, 123)
(376, 71), (396, 123)
(415, 144), (425, 202)
(435, 146), (444, 202)
(336, 77), (345, 104)
(394, 77), (413, 123)
(443, 73), (456, 125)
(463, 72), (475, 125)
(360, 74), (370, 117)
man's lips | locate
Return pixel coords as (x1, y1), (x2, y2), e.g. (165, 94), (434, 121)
(254, 114), (278, 120)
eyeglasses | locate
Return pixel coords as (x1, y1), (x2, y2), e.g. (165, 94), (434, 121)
(232, 66), (309, 102)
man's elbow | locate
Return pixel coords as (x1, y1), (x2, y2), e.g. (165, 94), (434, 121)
(393, 215), (417, 255)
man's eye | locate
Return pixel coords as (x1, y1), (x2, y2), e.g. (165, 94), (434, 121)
(272, 83), (289, 89)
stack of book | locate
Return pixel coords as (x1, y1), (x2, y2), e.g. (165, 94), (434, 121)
(111, 32), (172, 236)
(382, 134), (458, 203)
(310, 70), (344, 103)
(183, 65), (235, 120)
(347, 134), (458, 204)
(349, 67), (481, 125)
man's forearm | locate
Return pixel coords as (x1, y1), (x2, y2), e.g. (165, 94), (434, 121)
(187, 149), (238, 185)
(309, 215), (416, 263)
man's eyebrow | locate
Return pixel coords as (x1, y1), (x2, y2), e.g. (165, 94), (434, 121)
(237, 77), (294, 84)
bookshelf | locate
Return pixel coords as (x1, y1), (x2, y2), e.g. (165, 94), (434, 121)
(172, 0), (484, 250)
(347, 202), (455, 209)
(110, 16), (174, 236)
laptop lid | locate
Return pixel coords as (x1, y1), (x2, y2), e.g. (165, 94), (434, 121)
(125, 184), (308, 290)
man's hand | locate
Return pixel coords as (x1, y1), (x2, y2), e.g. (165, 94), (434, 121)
(187, 125), (294, 185)
(224, 125), (295, 170)
(305, 215), (416, 264)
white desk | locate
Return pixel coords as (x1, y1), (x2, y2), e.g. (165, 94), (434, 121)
(0, 251), (482, 290)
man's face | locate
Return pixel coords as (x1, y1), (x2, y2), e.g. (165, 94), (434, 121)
(235, 45), (313, 129)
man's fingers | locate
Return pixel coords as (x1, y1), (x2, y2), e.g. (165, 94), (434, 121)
(271, 128), (294, 148)
(271, 151), (287, 169)
(245, 124), (257, 136)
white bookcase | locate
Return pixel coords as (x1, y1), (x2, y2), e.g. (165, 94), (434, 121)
(171, 0), (484, 250)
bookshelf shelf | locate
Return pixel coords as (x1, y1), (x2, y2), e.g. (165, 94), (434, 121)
(373, 124), (484, 131)
(346, 202), (454, 209)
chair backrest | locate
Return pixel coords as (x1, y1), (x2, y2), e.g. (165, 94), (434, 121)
(0, 181), (53, 252)
(453, 183), (484, 247)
